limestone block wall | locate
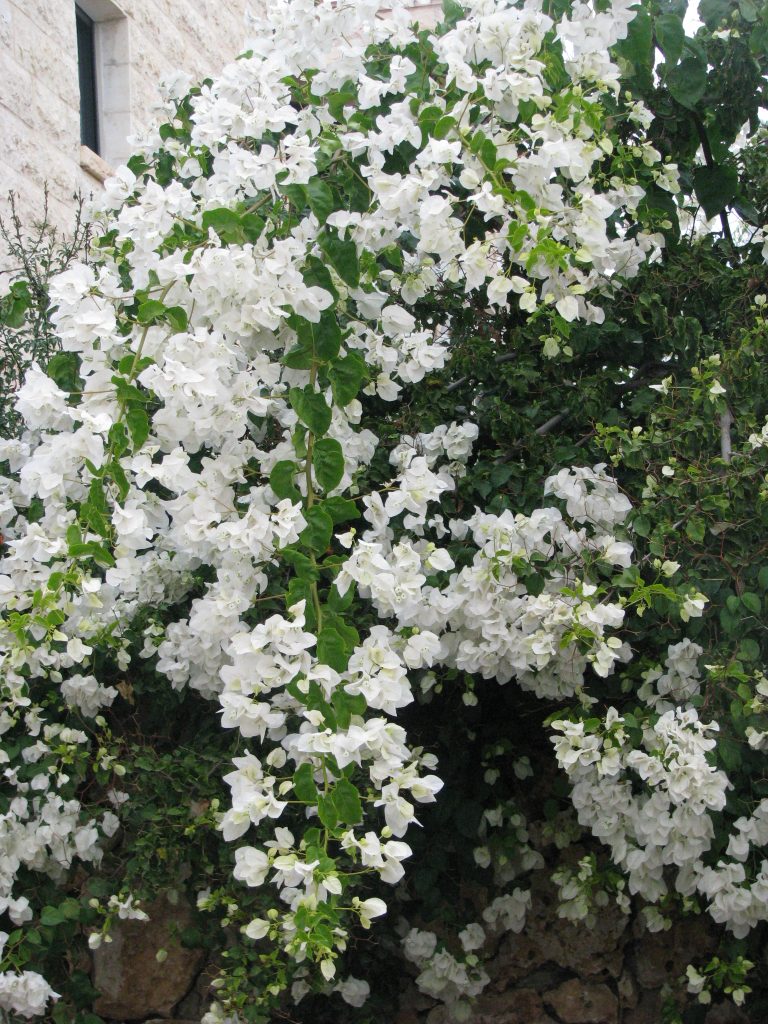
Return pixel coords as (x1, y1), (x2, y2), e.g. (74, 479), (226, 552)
(0, 0), (251, 239)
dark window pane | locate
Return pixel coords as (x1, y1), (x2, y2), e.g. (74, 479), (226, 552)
(76, 5), (99, 153)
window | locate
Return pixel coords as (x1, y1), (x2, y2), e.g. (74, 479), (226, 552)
(76, 6), (99, 154)
(75, 0), (131, 176)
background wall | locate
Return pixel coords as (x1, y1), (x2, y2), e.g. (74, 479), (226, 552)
(0, 0), (252, 237)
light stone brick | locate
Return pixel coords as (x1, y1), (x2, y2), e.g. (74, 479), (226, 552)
(1, 0), (251, 257)
(1, 0), (443, 264)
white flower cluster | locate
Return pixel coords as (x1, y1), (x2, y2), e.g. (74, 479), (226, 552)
(0, 0), (692, 1008)
(552, 855), (629, 926)
(402, 927), (491, 1022)
(0, 963), (58, 1019)
(342, 464), (634, 700)
(399, 891), (531, 1021)
(551, 703), (768, 936)
(637, 639), (703, 711)
(473, 798), (543, 883)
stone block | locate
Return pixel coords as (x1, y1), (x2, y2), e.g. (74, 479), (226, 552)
(623, 990), (663, 1024)
(703, 1003), (751, 1024)
(491, 887), (629, 990)
(544, 979), (619, 1024)
(632, 918), (717, 990)
(474, 987), (556, 1024)
(92, 894), (205, 1020)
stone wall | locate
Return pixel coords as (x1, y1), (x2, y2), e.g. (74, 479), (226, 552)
(89, 879), (758, 1024)
(0, 0), (251, 240)
(392, 879), (756, 1024)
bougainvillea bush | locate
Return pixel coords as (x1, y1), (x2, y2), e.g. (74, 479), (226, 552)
(2, 0), (768, 1020)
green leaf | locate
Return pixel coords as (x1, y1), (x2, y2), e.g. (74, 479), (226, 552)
(286, 311), (342, 368)
(270, 460), (301, 502)
(718, 734), (742, 771)
(380, 245), (403, 271)
(46, 351), (81, 392)
(507, 222), (528, 251)
(318, 230), (360, 287)
(758, 565), (768, 591)
(666, 55), (707, 109)
(441, 0), (464, 29)
(108, 420), (129, 459)
(282, 331), (314, 370)
(720, 607), (740, 636)
(323, 611), (359, 652)
(480, 138), (498, 170)
(90, 486), (117, 547)
(312, 312), (342, 361)
(60, 898), (82, 921)
(302, 255), (338, 301)
(293, 763), (318, 803)
(332, 689), (366, 729)
(300, 506), (333, 554)
(327, 584), (354, 613)
(742, 592), (761, 615)
(137, 299), (167, 324)
(126, 407), (150, 450)
(325, 85), (358, 120)
(281, 546), (319, 581)
(693, 163), (738, 219)
(241, 212), (265, 243)
(737, 682), (752, 701)
(127, 153), (150, 176)
(328, 351), (367, 406)
(286, 579), (316, 628)
(655, 13), (685, 64)
(1, 290), (29, 329)
(201, 208), (245, 243)
(289, 386), (332, 436)
(698, 0), (731, 28)
(40, 906), (66, 927)
(470, 130), (486, 154)
(317, 793), (338, 829)
(332, 777), (363, 825)
(305, 179), (336, 224)
(433, 115), (456, 140)
(116, 354), (150, 377)
(107, 459), (130, 502)
(68, 541), (116, 567)
(323, 496), (358, 524)
(749, 23), (768, 55)
(738, 0), (758, 21)
(419, 105), (443, 137)
(618, 9), (653, 69)
(685, 517), (705, 543)
(739, 638), (760, 661)
(165, 305), (188, 332)
(632, 514), (651, 538)
(317, 627), (349, 671)
(313, 438), (345, 492)
(111, 376), (146, 404)
(733, 196), (761, 226)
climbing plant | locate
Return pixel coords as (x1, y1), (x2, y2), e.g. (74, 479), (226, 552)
(1, 0), (768, 1021)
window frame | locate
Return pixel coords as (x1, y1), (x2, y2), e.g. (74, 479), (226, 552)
(76, 4), (100, 155)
